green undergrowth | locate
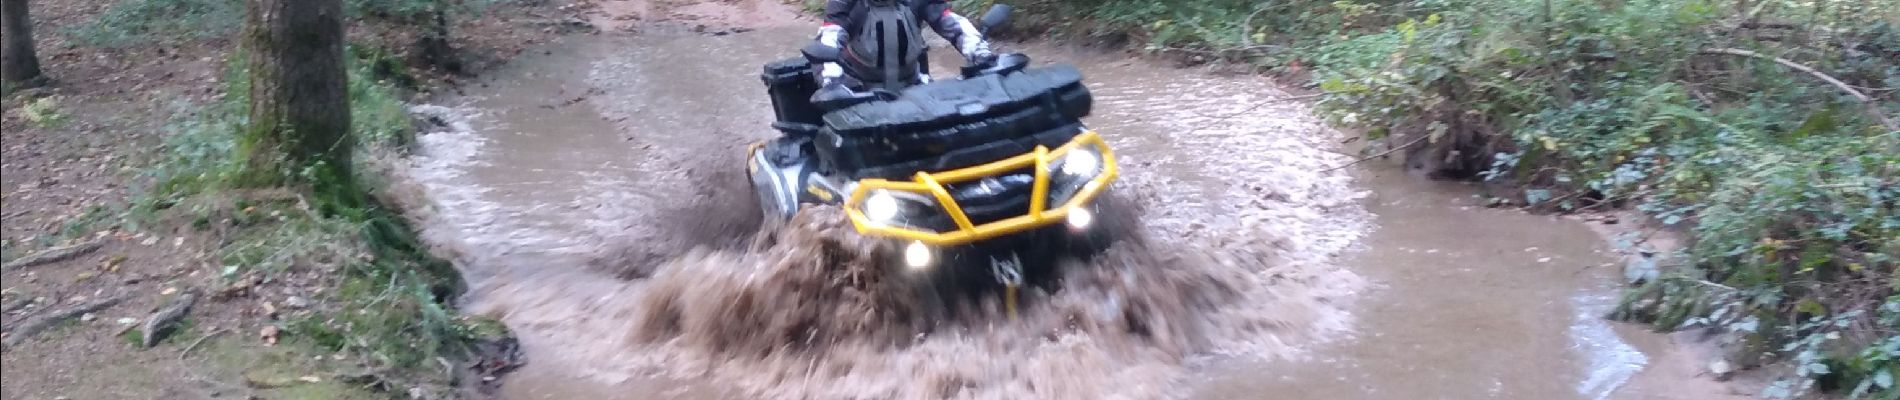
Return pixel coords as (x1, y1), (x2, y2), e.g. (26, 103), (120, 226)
(1008, 0), (1896, 397)
(128, 49), (498, 395)
(70, 0), (500, 48)
(68, 0), (243, 47)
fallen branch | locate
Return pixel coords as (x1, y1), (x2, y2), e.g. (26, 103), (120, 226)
(0, 297), (30, 314)
(1, 295), (126, 348)
(2, 238), (106, 271)
(1321, 134), (1432, 172)
(1699, 47), (1899, 131)
(142, 292), (198, 348)
(179, 328), (229, 359)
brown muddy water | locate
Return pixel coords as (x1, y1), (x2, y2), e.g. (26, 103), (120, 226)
(397, 28), (1731, 400)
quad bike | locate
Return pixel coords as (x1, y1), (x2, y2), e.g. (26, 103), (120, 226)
(746, 5), (1118, 312)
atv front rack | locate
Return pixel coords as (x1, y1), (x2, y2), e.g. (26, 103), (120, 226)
(844, 130), (1119, 246)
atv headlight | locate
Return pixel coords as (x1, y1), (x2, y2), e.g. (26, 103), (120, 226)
(861, 190), (938, 228)
(1061, 147), (1102, 177)
(1066, 207), (1094, 230)
(904, 241), (934, 270)
(1047, 146), (1106, 207)
(865, 191), (902, 223)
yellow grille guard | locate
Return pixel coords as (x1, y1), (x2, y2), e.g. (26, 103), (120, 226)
(844, 130), (1119, 247)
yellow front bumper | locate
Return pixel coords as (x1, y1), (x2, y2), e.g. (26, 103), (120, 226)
(844, 130), (1119, 247)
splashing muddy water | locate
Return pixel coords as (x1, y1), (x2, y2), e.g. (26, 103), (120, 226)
(397, 27), (1739, 400)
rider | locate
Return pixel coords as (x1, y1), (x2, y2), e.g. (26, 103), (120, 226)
(813, 0), (997, 95)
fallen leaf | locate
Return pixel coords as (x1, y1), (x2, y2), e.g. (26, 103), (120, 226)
(298, 376), (322, 383)
(1708, 359), (1734, 377)
(260, 325), (279, 345)
(101, 254), (126, 272)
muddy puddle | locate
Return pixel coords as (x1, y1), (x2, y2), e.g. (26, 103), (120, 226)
(1190, 167), (1739, 400)
(397, 26), (1733, 400)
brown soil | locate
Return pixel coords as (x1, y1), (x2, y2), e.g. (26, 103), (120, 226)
(0, 1), (584, 399)
(578, 0), (810, 32)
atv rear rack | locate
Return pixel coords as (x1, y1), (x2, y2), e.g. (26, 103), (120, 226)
(843, 130), (1119, 246)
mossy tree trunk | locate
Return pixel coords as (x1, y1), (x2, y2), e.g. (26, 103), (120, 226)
(1, 0), (44, 87)
(241, 0), (354, 202)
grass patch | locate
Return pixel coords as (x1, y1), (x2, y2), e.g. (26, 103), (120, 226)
(68, 0), (243, 48)
(67, 0), (501, 48)
(130, 50), (494, 394)
(21, 96), (68, 128)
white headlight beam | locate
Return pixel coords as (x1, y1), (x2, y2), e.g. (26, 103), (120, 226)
(1062, 148), (1101, 177)
(865, 191), (901, 223)
(904, 241), (934, 270)
(1067, 207), (1094, 231)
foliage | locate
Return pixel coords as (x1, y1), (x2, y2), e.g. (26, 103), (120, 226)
(68, 0), (497, 47)
(1018, 0), (1898, 397)
(20, 96), (67, 128)
(348, 0), (501, 23)
(69, 0), (243, 47)
(131, 52), (486, 392)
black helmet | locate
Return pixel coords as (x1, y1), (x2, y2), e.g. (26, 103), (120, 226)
(843, 1), (926, 92)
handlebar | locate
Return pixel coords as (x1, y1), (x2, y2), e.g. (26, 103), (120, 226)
(961, 53), (1031, 79)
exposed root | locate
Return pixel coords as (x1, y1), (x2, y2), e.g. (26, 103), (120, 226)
(1322, 134), (1431, 172)
(1, 295), (127, 348)
(179, 328), (229, 359)
(0, 296), (31, 314)
(2, 238), (106, 271)
(142, 292), (198, 348)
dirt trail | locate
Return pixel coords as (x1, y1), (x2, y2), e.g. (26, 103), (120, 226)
(394, 1), (1740, 399)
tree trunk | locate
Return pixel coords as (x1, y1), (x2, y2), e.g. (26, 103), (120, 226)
(1, 0), (44, 87)
(414, 8), (462, 73)
(241, 0), (351, 188)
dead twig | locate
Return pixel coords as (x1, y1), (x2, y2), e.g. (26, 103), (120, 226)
(1240, 3), (1290, 47)
(179, 328), (229, 360)
(142, 292), (198, 348)
(0, 297), (31, 314)
(1321, 134), (1432, 172)
(1, 295), (126, 348)
(2, 238), (107, 271)
(1699, 47), (1899, 131)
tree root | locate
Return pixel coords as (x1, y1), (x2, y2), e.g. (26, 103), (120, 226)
(0, 297), (30, 314)
(1321, 134), (1432, 172)
(179, 327), (228, 359)
(1, 295), (126, 348)
(2, 238), (106, 271)
(142, 292), (198, 348)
